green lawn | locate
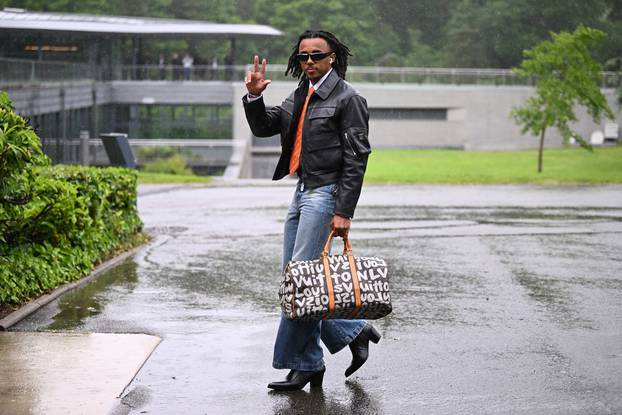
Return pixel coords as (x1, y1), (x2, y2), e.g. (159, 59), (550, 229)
(137, 172), (212, 184)
(365, 146), (622, 184)
(136, 147), (622, 185)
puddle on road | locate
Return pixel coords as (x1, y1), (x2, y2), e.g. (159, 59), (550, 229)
(12, 261), (139, 332)
(51, 261), (138, 331)
(269, 380), (382, 415)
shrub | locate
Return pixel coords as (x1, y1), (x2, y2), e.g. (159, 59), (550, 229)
(136, 145), (177, 162)
(0, 91), (143, 305)
(141, 153), (193, 175)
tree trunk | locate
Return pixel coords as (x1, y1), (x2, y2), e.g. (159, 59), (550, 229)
(538, 128), (546, 173)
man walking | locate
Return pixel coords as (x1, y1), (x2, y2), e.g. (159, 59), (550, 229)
(243, 30), (381, 391)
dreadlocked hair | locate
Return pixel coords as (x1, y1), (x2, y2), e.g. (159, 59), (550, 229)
(285, 30), (351, 81)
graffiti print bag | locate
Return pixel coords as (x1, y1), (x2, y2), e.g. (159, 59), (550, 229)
(279, 231), (392, 321)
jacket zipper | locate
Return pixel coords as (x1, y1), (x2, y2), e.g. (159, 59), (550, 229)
(344, 132), (357, 157)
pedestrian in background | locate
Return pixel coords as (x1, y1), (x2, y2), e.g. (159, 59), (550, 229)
(172, 53), (182, 81)
(243, 29), (380, 391)
(183, 53), (194, 81)
(158, 53), (166, 80)
(211, 57), (218, 80)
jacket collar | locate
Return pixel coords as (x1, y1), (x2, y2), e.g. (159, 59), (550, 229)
(298, 69), (341, 101)
(313, 69), (340, 100)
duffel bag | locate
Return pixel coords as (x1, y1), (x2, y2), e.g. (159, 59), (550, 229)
(279, 231), (392, 320)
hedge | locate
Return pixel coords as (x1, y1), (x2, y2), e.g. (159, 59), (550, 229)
(0, 91), (143, 305)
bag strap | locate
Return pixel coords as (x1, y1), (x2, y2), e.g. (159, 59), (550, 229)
(320, 231), (362, 319)
(321, 255), (335, 319)
(321, 230), (352, 257)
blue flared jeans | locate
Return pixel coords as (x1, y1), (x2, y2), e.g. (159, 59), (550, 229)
(272, 181), (366, 371)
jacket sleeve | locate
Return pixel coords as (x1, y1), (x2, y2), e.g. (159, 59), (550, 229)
(242, 95), (283, 137)
(335, 94), (371, 218)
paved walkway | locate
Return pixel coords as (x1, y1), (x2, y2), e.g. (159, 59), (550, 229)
(6, 183), (622, 414)
(0, 332), (159, 414)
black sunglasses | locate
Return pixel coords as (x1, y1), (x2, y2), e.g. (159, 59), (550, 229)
(296, 51), (333, 62)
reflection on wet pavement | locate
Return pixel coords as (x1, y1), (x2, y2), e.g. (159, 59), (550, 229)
(269, 380), (382, 415)
(14, 261), (140, 333)
(11, 184), (622, 414)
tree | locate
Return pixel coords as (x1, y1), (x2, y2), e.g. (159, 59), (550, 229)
(511, 25), (615, 173)
(253, 0), (397, 66)
(371, 0), (457, 52)
(444, 0), (609, 68)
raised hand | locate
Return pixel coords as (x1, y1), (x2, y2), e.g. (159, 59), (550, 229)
(244, 55), (272, 96)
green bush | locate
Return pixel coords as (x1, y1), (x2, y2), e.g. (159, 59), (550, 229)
(141, 154), (193, 175)
(0, 91), (143, 305)
(136, 145), (177, 161)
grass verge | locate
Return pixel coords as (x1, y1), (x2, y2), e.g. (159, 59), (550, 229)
(365, 146), (622, 184)
(137, 172), (212, 184)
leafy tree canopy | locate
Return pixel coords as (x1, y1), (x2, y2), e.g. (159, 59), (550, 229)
(1, 0), (621, 68)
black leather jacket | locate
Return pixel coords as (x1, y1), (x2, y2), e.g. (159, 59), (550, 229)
(243, 69), (371, 218)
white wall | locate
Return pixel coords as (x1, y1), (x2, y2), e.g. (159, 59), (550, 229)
(233, 81), (621, 152)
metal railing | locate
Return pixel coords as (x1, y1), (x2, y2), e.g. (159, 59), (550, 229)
(2, 57), (621, 87)
(101, 64), (248, 82)
(260, 65), (536, 86)
(40, 136), (82, 165)
(0, 57), (96, 86)
(260, 65), (622, 87)
(40, 136), (235, 172)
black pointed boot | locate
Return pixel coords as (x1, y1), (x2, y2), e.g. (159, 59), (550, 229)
(267, 368), (325, 391)
(345, 325), (381, 377)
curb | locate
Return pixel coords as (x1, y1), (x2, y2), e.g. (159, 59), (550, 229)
(0, 243), (147, 331)
(136, 179), (295, 196)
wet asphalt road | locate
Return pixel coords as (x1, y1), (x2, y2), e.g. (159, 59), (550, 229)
(13, 182), (622, 414)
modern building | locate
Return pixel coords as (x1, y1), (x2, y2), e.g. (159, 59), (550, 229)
(0, 8), (281, 66)
(0, 8), (282, 172)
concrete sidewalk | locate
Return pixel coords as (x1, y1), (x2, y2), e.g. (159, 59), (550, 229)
(0, 332), (160, 414)
(4, 183), (622, 414)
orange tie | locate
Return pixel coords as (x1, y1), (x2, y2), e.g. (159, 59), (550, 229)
(289, 86), (315, 175)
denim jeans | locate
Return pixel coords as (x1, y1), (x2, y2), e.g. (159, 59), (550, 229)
(272, 182), (367, 371)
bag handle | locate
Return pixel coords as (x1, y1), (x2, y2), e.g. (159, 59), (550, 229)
(321, 230), (353, 257)
(320, 230), (362, 319)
